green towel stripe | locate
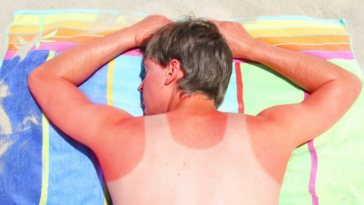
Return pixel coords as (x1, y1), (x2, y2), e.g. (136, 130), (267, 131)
(240, 63), (304, 115)
(39, 112), (50, 205)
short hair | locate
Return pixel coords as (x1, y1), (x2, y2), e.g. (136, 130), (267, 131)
(143, 17), (233, 107)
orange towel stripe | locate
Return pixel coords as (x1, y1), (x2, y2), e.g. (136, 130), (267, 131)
(275, 43), (351, 52)
(257, 35), (350, 45)
(8, 29), (116, 43)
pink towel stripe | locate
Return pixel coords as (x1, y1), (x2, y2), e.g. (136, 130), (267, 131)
(308, 140), (319, 205)
(4, 52), (15, 60)
(233, 59), (259, 63)
(304, 91), (310, 99)
(301, 51), (354, 60)
(233, 59), (245, 63)
(122, 49), (143, 57)
(305, 91), (319, 205)
(4, 43), (79, 60)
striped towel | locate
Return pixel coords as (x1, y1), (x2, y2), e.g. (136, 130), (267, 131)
(0, 10), (363, 205)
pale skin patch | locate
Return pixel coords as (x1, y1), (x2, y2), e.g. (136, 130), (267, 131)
(106, 113), (281, 205)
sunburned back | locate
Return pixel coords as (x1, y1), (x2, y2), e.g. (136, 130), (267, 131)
(97, 112), (295, 205)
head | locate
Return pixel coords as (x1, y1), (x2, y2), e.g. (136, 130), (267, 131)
(140, 17), (233, 115)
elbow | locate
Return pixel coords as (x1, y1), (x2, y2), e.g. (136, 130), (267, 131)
(28, 70), (36, 92)
(354, 76), (362, 98)
(344, 73), (362, 102)
(350, 73), (362, 93)
(28, 67), (43, 93)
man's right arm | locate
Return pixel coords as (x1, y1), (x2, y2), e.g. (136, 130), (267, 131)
(214, 20), (362, 148)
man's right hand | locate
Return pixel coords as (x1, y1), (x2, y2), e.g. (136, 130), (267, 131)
(125, 15), (172, 47)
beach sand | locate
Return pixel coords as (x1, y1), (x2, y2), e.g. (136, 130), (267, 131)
(0, 0), (363, 73)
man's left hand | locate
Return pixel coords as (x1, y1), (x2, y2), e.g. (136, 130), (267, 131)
(126, 15), (172, 47)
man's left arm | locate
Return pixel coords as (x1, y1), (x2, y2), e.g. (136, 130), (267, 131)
(28, 15), (171, 148)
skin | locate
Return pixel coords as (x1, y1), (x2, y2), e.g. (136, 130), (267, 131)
(28, 15), (362, 204)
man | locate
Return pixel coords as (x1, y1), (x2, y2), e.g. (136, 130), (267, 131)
(28, 15), (362, 204)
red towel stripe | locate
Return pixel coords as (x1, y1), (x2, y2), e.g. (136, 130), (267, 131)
(235, 63), (244, 113)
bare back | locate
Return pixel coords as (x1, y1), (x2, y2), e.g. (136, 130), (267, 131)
(96, 112), (295, 205)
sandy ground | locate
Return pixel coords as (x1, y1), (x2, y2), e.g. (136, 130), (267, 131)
(0, 0), (363, 73)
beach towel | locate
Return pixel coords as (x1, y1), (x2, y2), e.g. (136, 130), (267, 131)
(0, 10), (363, 205)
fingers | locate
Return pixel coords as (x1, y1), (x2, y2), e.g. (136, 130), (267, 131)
(145, 14), (172, 24)
(131, 15), (172, 46)
(208, 20), (256, 59)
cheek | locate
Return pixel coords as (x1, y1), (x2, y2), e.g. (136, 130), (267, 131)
(143, 72), (164, 96)
(142, 74), (166, 115)
(142, 78), (159, 109)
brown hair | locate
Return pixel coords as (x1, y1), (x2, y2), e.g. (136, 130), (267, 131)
(143, 17), (233, 107)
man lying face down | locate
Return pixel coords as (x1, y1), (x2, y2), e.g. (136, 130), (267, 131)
(140, 18), (232, 114)
(28, 15), (362, 205)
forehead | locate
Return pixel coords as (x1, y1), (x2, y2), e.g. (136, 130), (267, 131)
(143, 57), (155, 67)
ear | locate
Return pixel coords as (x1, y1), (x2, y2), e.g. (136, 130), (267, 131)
(165, 59), (184, 85)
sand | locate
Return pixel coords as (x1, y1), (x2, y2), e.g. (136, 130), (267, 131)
(0, 0), (363, 73)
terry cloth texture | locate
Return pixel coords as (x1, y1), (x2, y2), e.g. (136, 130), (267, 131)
(0, 10), (363, 205)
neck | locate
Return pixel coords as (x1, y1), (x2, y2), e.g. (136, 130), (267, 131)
(168, 94), (218, 114)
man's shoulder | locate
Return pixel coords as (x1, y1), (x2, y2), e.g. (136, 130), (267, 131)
(116, 114), (163, 127)
(115, 114), (169, 134)
(113, 116), (147, 135)
(117, 115), (146, 125)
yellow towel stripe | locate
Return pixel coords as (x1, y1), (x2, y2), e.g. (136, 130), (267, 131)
(249, 27), (348, 38)
(12, 13), (103, 25)
(103, 180), (112, 205)
(8, 23), (132, 35)
(107, 59), (115, 106)
(244, 19), (345, 30)
(38, 50), (55, 205)
(11, 14), (143, 26)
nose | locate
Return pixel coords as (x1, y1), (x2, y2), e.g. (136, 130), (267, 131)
(138, 82), (144, 92)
